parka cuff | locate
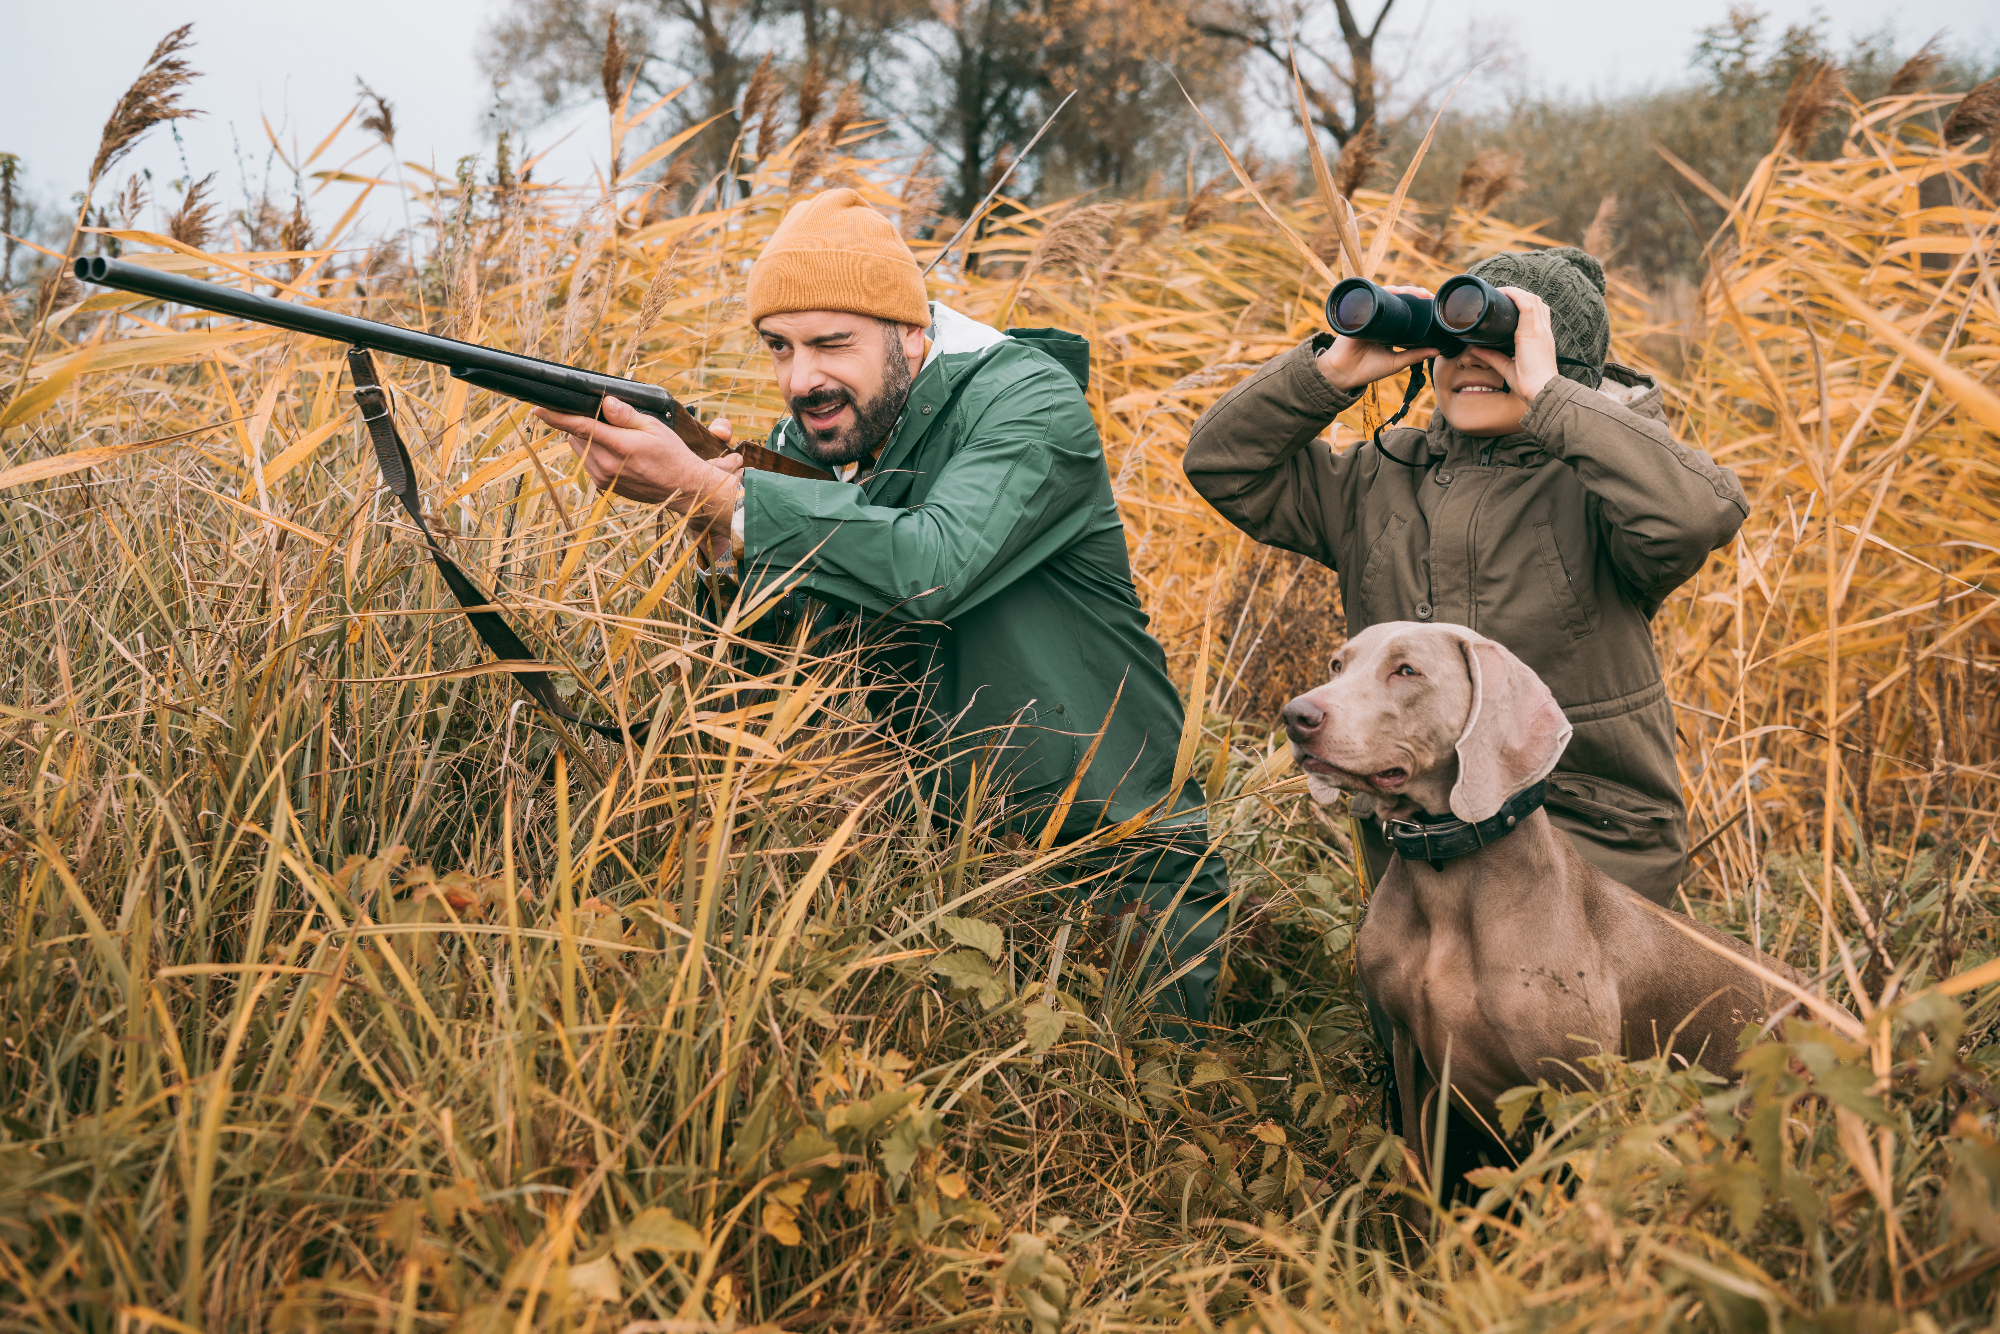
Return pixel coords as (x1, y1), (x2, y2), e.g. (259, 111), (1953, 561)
(1286, 334), (1362, 420)
(1519, 374), (1588, 453)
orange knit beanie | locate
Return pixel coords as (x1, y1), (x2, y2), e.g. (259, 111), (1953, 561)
(746, 189), (931, 327)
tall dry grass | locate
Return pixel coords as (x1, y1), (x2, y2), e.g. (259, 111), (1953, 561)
(0, 66), (1998, 1330)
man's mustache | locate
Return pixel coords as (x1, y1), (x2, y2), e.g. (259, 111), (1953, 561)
(791, 388), (853, 415)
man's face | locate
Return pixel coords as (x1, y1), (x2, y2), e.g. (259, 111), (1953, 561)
(758, 311), (927, 466)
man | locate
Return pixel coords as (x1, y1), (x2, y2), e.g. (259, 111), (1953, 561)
(536, 188), (1231, 1029)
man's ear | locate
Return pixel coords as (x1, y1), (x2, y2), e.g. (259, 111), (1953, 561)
(1448, 635), (1572, 822)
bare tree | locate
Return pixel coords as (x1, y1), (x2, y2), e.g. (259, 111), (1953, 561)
(482, 0), (917, 184)
(1203, 0), (1396, 147)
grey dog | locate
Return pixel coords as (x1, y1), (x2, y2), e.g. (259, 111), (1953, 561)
(1283, 621), (1814, 1177)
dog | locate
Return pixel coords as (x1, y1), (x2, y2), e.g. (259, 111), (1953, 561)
(1282, 621), (1814, 1181)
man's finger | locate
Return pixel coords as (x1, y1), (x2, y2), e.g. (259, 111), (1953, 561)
(708, 416), (734, 443)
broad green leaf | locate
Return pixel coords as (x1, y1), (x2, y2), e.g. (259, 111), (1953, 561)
(1023, 1004), (1066, 1051)
(614, 1208), (705, 1257)
(939, 915), (1004, 961)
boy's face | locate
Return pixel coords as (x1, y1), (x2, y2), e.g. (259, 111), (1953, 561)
(1432, 346), (1532, 438)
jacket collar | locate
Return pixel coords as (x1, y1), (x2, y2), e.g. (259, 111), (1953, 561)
(1416, 359), (1665, 466)
(1381, 780), (1546, 870)
(771, 302), (1005, 472)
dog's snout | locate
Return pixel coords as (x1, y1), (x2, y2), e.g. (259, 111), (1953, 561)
(1282, 696), (1325, 740)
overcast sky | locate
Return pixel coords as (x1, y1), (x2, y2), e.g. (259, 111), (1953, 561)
(4, 0), (1992, 247)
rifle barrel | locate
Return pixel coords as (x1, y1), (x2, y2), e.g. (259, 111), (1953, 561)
(72, 256), (832, 481)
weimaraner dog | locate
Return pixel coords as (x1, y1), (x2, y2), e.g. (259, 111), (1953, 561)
(1282, 621), (1810, 1170)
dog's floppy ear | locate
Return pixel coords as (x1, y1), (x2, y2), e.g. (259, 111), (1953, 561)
(1449, 635), (1573, 822)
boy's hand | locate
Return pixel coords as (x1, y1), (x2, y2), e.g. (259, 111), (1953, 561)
(1472, 287), (1561, 402)
(534, 395), (744, 526)
(1315, 285), (1439, 391)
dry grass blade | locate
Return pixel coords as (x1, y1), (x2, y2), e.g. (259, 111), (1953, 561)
(898, 146), (943, 241)
(1583, 193), (1619, 258)
(89, 23), (201, 186)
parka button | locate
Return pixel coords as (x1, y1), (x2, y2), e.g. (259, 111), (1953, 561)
(1436, 471), (1452, 486)
(1415, 602), (1433, 619)
(921, 405), (932, 414)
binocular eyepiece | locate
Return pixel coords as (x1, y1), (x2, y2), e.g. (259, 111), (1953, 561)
(1324, 275), (1519, 356)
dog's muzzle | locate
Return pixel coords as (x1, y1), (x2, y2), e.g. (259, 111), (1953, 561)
(1382, 780), (1547, 870)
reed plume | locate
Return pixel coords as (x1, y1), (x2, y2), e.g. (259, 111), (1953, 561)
(88, 24), (201, 188)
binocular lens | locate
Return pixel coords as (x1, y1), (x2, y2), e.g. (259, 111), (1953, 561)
(1441, 284), (1486, 331)
(1334, 286), (1377, 331)
(1434, 275), (1518, 348)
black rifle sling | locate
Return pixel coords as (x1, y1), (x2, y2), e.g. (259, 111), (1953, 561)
(345, 347), (642, 742)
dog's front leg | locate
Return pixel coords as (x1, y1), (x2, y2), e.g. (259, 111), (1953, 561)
(1390, 1026), (1437, 1237)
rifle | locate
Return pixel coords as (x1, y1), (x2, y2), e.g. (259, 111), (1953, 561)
(75, 254), (832, 741)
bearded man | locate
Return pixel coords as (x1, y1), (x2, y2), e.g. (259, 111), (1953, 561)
(535, 189), (1231, 1030)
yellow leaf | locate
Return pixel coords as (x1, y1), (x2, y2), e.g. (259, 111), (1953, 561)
(936, 1172), (967, 1200)
(1251, 1121), (1287, 1145)
(560, 1254), (621, 1304)
(614, 1207), (705, 1257)
(770, 1178), (811, 1208)
(763, 1202), (802, 1246)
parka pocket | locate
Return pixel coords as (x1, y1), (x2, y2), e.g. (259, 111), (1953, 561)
(1544, 770), (1688, 904)
(1546, 772), (1673, 832)
(1533, 521), (1596, 639)
(1356, 512), (1409, 625)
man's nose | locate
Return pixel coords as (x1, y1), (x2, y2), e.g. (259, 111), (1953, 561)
(1281, 695), (1325, 742)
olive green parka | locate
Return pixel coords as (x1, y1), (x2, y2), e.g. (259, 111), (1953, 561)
(735, 304), (1228, 1016)
(1184, 335), (1748, 902)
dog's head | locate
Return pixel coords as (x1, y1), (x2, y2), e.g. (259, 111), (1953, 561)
(1281, 621), (1572, 822)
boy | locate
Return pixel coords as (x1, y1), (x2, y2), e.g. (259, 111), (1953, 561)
(1183, 247), (1746, 903)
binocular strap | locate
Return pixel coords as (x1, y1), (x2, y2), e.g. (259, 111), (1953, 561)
(345, 347), (646, 743)
(1372, 363), (1433, 468)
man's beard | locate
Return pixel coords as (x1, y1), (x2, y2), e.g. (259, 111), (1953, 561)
(790, 333), (913, 467)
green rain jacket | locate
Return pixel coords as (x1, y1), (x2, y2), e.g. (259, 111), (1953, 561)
(736, 305), (1204, 848)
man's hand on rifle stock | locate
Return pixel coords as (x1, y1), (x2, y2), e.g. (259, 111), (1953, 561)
(536, 395), (745, 531)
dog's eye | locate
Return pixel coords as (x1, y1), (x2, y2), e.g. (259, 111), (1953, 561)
(1393, 664), (1418, 677)
(1329, 660), (1343, 674)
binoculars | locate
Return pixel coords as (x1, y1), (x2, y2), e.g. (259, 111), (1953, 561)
(1324, 275), (1518, 357)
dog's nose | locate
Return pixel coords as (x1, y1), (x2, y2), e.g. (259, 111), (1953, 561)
(1281, 696), (1325, 740)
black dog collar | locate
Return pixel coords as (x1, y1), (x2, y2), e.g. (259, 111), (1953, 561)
(1381, 780), (1546, 870)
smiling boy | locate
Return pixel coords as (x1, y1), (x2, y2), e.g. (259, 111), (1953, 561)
(1183, 248), (1747, 903)
(536, 189), (1231, 1031)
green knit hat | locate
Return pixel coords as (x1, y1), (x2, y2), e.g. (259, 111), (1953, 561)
(1466, 246), (1608, 386)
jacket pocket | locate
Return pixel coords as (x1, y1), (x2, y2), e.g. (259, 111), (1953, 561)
(1546, 772), (1673, 831)
(1533, 521), (1596, 638)
(1356, 512), (1409, 624)
(1544, 771), (1687, 904)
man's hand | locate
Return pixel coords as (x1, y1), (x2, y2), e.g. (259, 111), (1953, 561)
(1471, 287), (1561, 402)
(1315, 285), (1440, 392)
(534, 395), (745, 528)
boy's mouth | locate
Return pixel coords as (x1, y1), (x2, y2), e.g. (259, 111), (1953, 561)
(1453, 382), (1509, 395)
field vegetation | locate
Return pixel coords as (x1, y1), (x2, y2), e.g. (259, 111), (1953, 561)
(2, 29), (2000, 1332)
